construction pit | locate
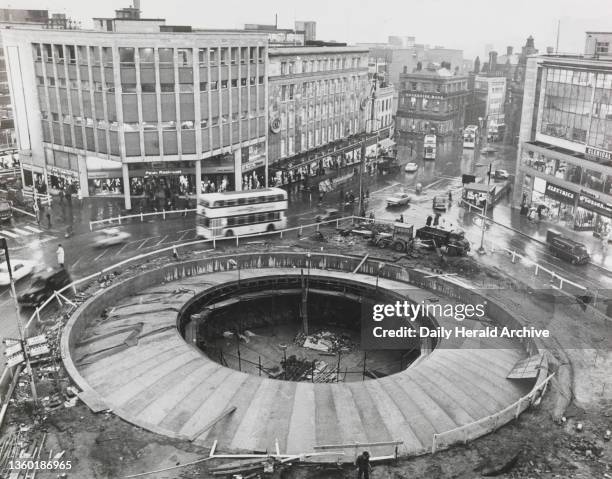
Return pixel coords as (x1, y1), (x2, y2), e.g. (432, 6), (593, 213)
(59, 251), (546, 462)
(1, 241), (611, 478)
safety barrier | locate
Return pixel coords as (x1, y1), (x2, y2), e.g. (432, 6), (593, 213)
(0, 221), (561, 457)
(89, 208), (196, 231)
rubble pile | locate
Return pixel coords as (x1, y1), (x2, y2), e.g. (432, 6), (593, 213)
(294, 330), (356, 354)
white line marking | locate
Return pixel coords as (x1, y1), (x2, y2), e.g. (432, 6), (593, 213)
(177, 230), (191, 241)
(93, 248), (109, 261)
(71, 256), (83, 268)
(24, 225), (44, 233)
(0, 230), (18, 238)
(115, 242), (131, 256)
(11, 227), (31, 235)
(155, 235), (168, 246)
(136, 238), (151, 250)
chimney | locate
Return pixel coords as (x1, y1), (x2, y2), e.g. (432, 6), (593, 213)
(403, 65), (408, 73)
(506, 46), (513, 56)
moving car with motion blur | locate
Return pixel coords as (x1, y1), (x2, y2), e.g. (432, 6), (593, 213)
(18, 268), (72, 308)
(404, 162), (418, 173)
(386, 192), (412, 207)
(93, 228), (132, 248)
(0, 259), (35, 286)
(316, 208), (343, 223)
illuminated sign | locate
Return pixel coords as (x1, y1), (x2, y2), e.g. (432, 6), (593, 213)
(578, 193), (612, 218)
(585, 146), (612, 162)
(544, 182), (576, 203)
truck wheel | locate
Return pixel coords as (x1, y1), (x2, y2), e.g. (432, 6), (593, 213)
(394, 241), (405, 252)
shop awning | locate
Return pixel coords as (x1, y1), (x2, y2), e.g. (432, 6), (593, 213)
(378, 138), (396, 150)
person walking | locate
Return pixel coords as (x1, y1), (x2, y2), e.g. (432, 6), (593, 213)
(602, 228), (610, 259)
(33, 200), (40, 225)
(433, 213), (440, 226)
(426, 215), (433, 227)
(46, 210), (52, 228)
(56, 244), (65, 268)
(399, 213), (404, 223)
(355, 451), (372, 479)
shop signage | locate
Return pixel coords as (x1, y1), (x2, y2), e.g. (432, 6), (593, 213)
(48, 166), (78, 178)
(144, 169), (183, 176)
(409, 92), (443, 100)
(585, 146), (612, 162)
(578, 193), (612, 218)
(241, 158), (266, 173)
(544, 182), (576, 203)
(269, 117), (281, 134)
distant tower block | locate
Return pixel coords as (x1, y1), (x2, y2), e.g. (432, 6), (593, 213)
(295, 21), (316, 42)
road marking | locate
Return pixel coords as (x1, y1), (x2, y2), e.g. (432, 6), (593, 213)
(11, 227), (31, 235)
(24, 225), (44, 233)
(115, 242), (131, 256)
(71, 256), (83, 268)
(0, 230), (18, 238)
(155, 235), (168, 246)
(93, 248), (109, 261)
(136, 237), (157, 250)
(177, 230), (192, 241)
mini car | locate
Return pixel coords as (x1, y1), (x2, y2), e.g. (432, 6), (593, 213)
(432, 195), (448, 211)
(404, 162), (418, 173)
(386, 193), (412, 207)
(0, 259), (35, 286)
(316, 208), (343, 223)
(93, 228), (132, 248)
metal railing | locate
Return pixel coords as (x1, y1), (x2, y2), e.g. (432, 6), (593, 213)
(0, 218), (559, 458)
(89, 208), (196, 230)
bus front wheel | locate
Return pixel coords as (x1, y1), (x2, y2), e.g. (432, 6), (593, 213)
(266, 224), (276, 232)
(225, 230), (235, 237)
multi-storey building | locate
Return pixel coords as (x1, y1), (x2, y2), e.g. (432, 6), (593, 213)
(267, 46), (375, 187)
(514, 32), (612, 237)
(2, 26), (268, 209)
(396, 64), (468, 140)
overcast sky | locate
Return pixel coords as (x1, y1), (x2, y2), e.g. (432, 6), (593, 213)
(4, 0), (611, 59)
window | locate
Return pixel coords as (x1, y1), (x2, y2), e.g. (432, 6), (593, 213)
(160, 83), (174, 92)
(220, 48), (228, 65)
(258, 47), (265, 62)
(81, 80), (90, 90)
(41, 111), (48, 120)
(249, 47), (256, 63)
(177, 48), (192, 66)
(119, 47), (135, 65)
(181, 120), (194, 129)
(231, 79), (238, 88)
(289, 62), (295, 74)
(122, 83), (137, 93)
(179, 83), (194, 92)
(250, 77), (256, 86)
(281, 85), (287, 101)
(198, 48), (207, 66)
(209, 48), (217, 64)
(240, 47), (247, 64)
(51, 113), (59, 121)
(596, 41), (610, 54)
(37, 76), (45, 86)
(200, 119), (208, 128)
(289, 84), (295, 100)
(231, 47), (238, 64)
(240, 78), (247, 87)
(161, 121), (176, 130)
(210, 81), (218, 90)
(200, 81), (207, 91)
(48, 77), (56, 87)
(159, 48), (173, 64)
(259, 76), (264, 84)
(281, 62), (287, 75)
(220, 80), (228, 89)
(139, 47), (154, 63)
(33, 44), (42, 61)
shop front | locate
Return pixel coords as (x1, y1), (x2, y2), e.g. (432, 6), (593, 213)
(45, 149), (81, 195)
(129, 161), (196, 208)
(201, 154), (235, 193)
(574, 192), (612, 237)
(87, 156), (124, 196)
(530, 179), (576, 223)
(241, 142), (266, 191)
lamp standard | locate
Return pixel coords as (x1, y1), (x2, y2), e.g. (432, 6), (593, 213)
(279, 343), (288, 380)
(477, 162), (493, 254)
(375, 262), (384, 292)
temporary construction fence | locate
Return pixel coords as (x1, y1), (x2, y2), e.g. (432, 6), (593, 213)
(89, 208), (196, 230)
(0, 221), (560, 459)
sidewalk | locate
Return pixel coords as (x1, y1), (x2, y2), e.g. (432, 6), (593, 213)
(485, 199), (612, 273)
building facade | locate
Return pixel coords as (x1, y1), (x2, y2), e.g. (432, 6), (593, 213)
(474, 74), (507, 129)
(267, 46), (375, 187)
(396, 65), (468, 140)
(2, 27), (268, 208)
(513, 35), (612, 237)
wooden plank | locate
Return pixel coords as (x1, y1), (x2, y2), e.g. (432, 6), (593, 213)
(189, 406), (236, 442)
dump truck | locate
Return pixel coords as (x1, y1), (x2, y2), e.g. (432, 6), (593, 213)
(370, 223), (414, 252)
(415, 226), (470, 256)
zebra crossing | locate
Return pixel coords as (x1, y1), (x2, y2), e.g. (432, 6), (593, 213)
(0, 223), (46, 241)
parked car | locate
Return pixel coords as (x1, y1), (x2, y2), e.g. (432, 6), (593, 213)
(93, 228), (132, 248)
(404, 162), (418, 173)
(546, 230), (590, 265)
(316, 208), (343, 223)
(386, 192), (412, 207)
(432, 195), (448, 211)
(0, 259), (36, 286)
(494, 169), (509, 180)
(18, 268), (72, 308)
(0, 199), (12, 222)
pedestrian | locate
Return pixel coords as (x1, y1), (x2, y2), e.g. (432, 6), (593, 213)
(355, 451), (372, 479)
(602, 229), (610, 259)
(433, 213), (440, 226)
(56, 244), (65, 268)
(172, 246), (179, 261)
(448, 190), (453, 202)
(46, 211), (52, 228)
(426, 215), (433, 227)
(366, 189), (370, 199)
(399, 214), (404, 223)
(58, 187), (64, 204)
(33, 201), (40, 225)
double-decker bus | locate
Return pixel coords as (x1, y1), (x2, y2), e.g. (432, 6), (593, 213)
(196, 188), (288, 239)
(463, 125), (479, 149)
(423, 133), (437, 160)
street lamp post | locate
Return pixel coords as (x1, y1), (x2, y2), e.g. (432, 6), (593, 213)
(477, 163), (493, 254)
(0, 238), (38, 403)
(375, 262), (384, 292)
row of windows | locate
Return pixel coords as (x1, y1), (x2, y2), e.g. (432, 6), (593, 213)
(278, 118), (361, 157)
(201, 194), (285, 208)
(279, 76), (364, 101)
(34, 44), (266, 67)
(278, 100), (359, 128)
(401, 80), (468, 94)
(279, 56), (364, 76)
(399, 95), (464, 113)
(37, 76), (265, 93)
(226, 211), (281, 227)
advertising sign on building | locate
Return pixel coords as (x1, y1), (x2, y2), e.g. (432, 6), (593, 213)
(585, 146), (612, 163)
(544, 182), (576, 204)
(578, 193), (612, 218)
